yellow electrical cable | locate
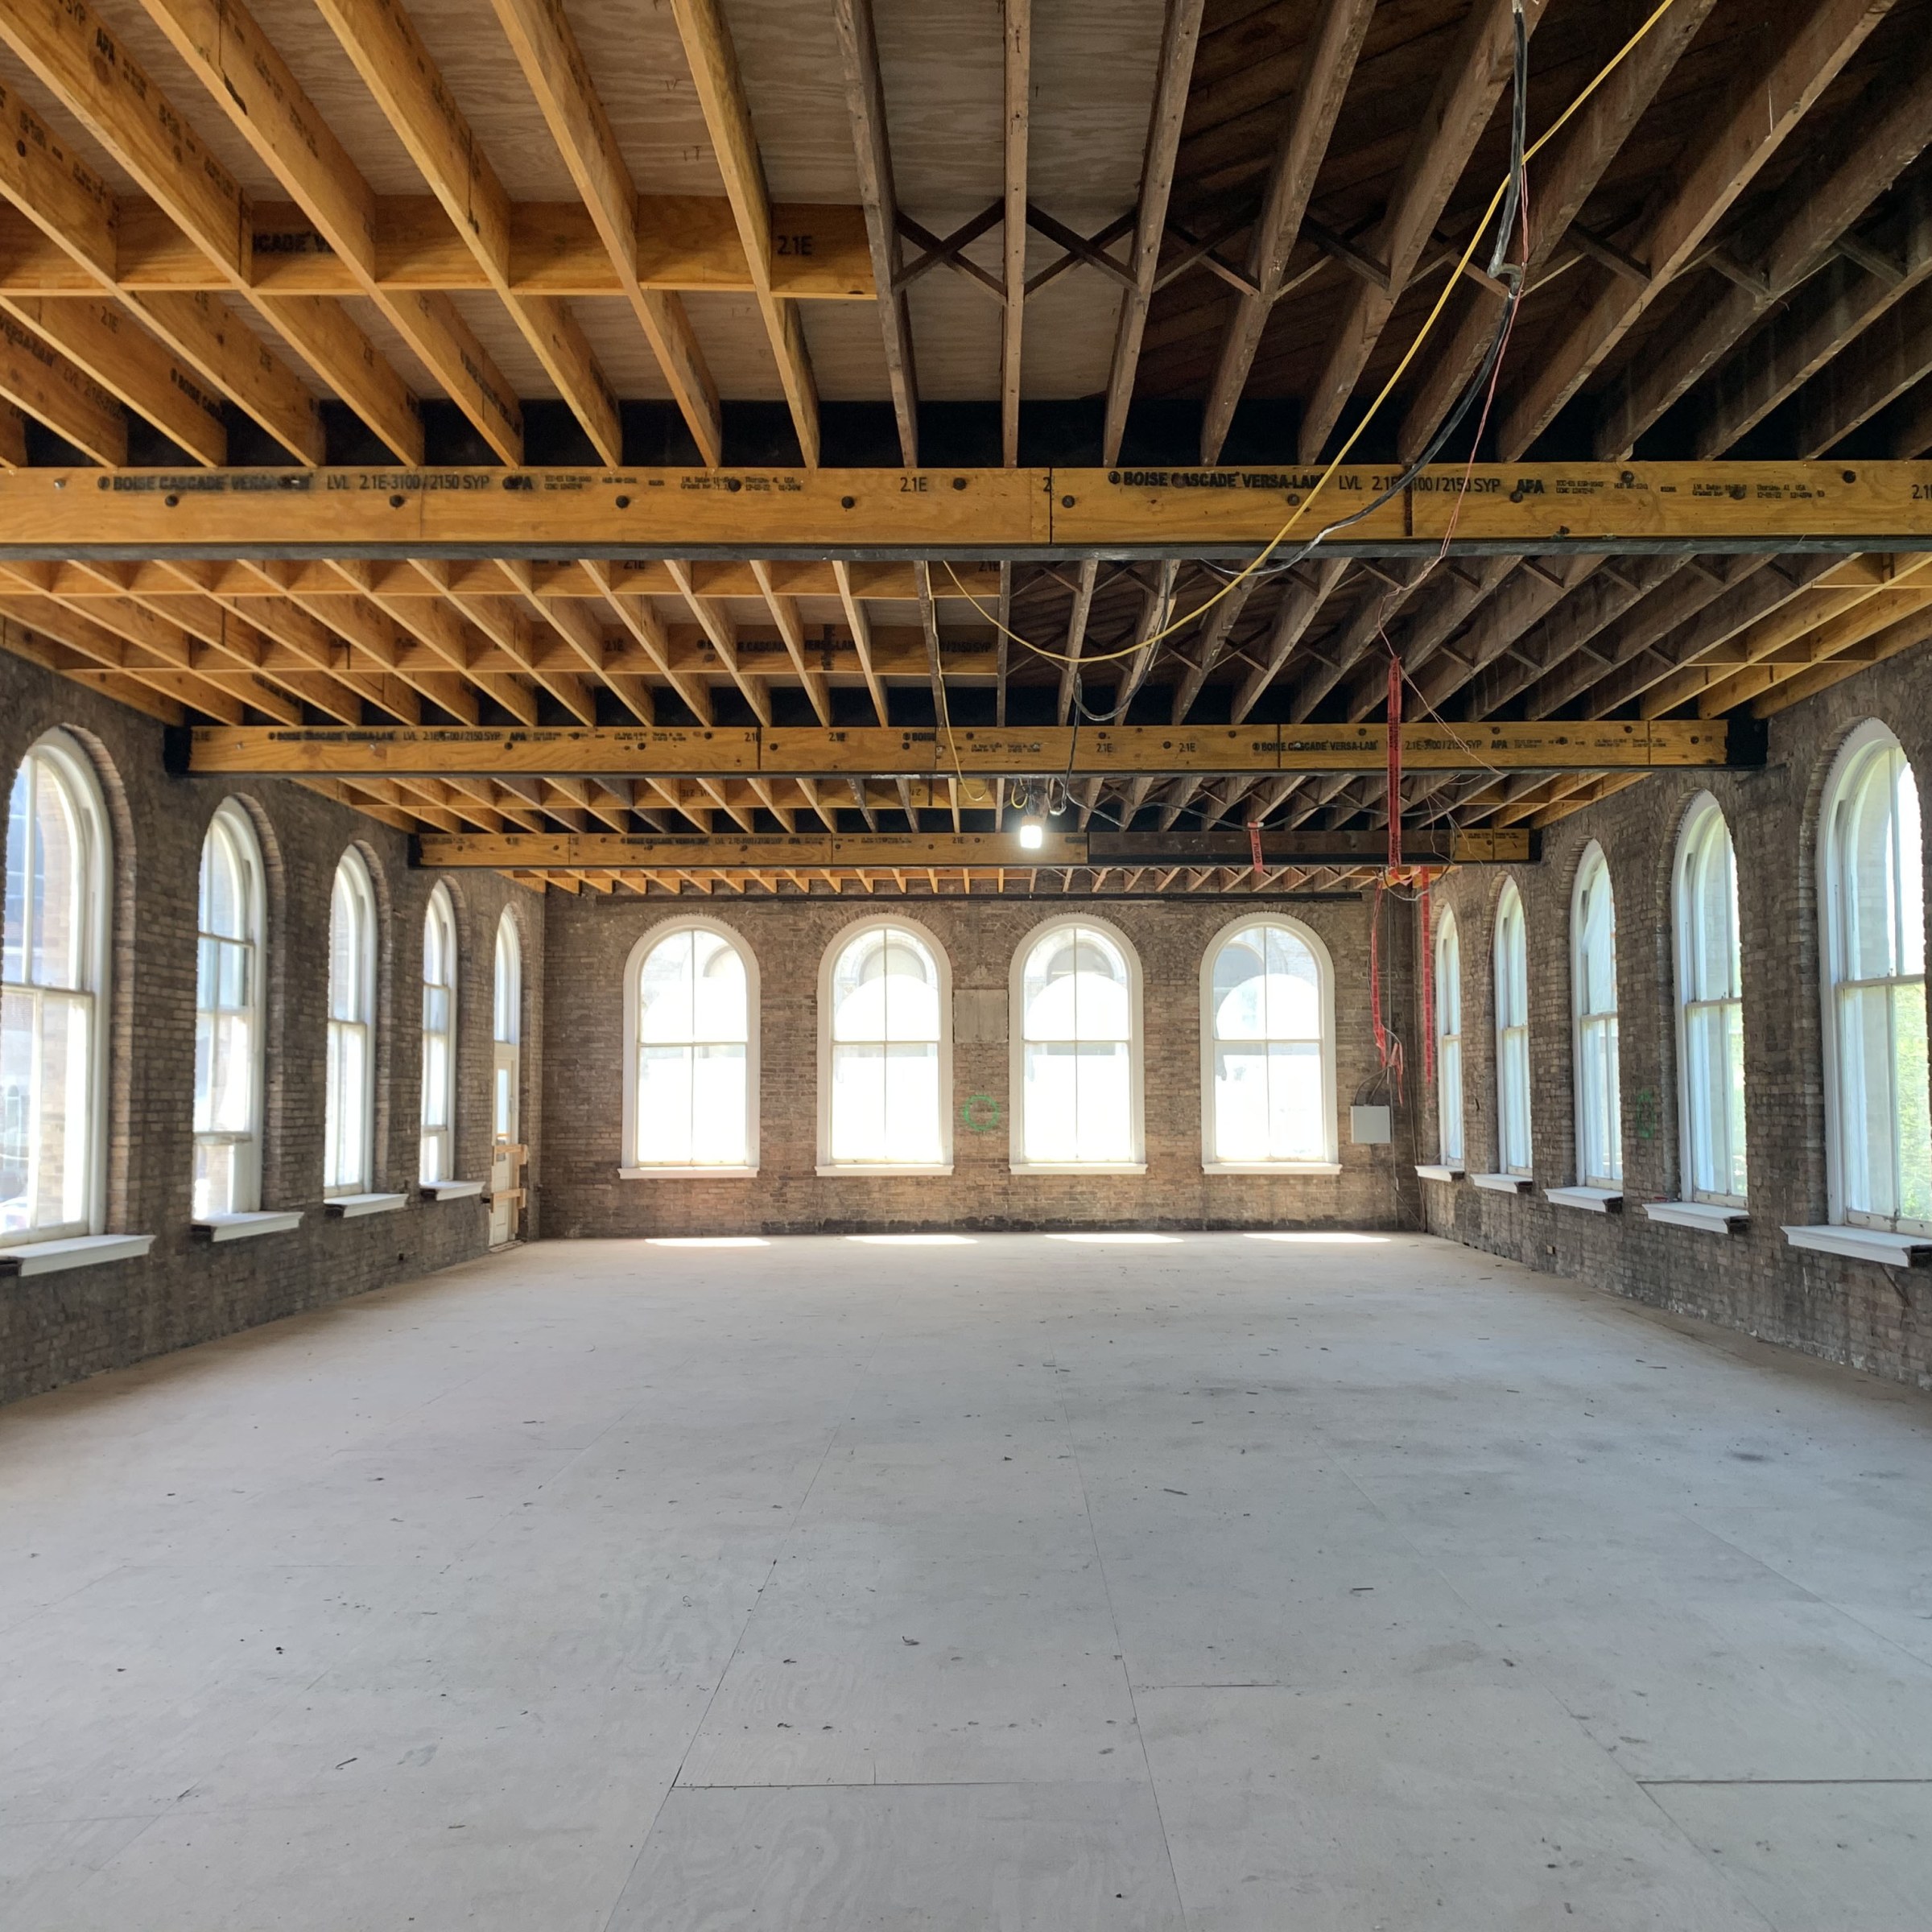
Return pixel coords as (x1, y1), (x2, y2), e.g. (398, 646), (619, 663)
(944, 0), (1685, 668)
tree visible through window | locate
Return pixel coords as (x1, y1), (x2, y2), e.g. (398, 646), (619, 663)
(826, 923), (945, 1166)
(1824, 724), (1931, 1231)
(1206, 919), (1331, 1166)
(194, 802), (264, 1216)
(1, 733), (109, 1240)
(1674, 798), (1746, 1203)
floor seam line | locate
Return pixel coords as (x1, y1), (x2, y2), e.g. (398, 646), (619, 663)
(1051, 1349), (1194, 1932)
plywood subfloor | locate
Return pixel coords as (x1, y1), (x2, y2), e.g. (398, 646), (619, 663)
(3, 1231), (1932, 1928)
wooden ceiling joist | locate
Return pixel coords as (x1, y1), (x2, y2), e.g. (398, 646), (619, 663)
(669, 0), (819, 466)
(1497, 0), (1892, 458)
(308, 0), (621, 462)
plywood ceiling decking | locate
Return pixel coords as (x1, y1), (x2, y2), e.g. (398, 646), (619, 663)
(0, 0), (1930, 897)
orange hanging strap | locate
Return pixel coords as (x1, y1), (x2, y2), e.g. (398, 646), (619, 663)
(1248, 819), (1264, 879)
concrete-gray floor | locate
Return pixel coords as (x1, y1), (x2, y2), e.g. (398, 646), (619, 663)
(3, 1232), (1932, 1930)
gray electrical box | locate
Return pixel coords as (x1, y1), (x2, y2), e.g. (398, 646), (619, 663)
(1349, 1104), (1392, 1145)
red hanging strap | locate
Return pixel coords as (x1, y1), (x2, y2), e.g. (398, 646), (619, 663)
(1386, 653), (1403, 881)
(1369, 878), (1406, 1103)
(1419, 870), (1435, 1088)
(1247, 819), (1264, 880)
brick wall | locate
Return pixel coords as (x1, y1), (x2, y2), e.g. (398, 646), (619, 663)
(0, 650), (544, 1406)
(538, 892), (1419, 1236)
(16, 601), (1932, 1402)
(1416, 644), (1932, 1392)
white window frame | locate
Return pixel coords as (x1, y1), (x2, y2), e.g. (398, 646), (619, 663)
(1199, 912), (1340, 1174)
(1435, 908), (1464, 1166)
(324, 848), (378, 1198)
(1818, 718), (1932, 1235)
(1009, 914), (1146, 1174)
(193, 799), (266, 1216)
(492, 910), (521, 1148)
(817, 914), (953, 1176)
(621, 915), (760, 1177)
(1, 729), (111, 1241)
(419, 882), (458, 1185)
(1494, 880), (1532, 1177)
(1571, 843), (1623, 1190)
(1673, 794), (1747, 1206)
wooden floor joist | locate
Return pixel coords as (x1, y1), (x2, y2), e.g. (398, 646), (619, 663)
(188, 719), (1736, 780)
(1, 466), (1929, 560)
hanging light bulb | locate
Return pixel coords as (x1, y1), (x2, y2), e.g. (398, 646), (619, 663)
(1018, 815), (1046, 851)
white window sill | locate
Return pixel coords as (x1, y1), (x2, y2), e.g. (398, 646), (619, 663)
(815, 1164), (954, 1178)
(1202, 1162), (1344, 1177)
(0, 1233), (155, 1276)
(617, 1166), (760, 1180)
(194, 1211), (303, 1243)
(1414, 1164), (1464, 1183)
(1644, 1200), (1748, 1234)
(1471, 1172), (1533, 1195)
(1011, 1162), (1148, 1177)
(324, 1192), (408, 1219)
(420, 1179), (485, 1199)
(1783, 1224), (1932, 1265)
(1546, 1186), (1624, 1214)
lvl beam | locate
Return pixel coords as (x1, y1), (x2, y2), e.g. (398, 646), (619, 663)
(5, 464), (1930, 558)
(417, 828), (1532, 872)
(188, 720), (1736, 780)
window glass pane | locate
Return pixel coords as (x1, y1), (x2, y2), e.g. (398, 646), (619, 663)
(1495, 886), (1531, 1168)
(493, 916), (519, 1044)
(2, 745), (105, 1237)
(328, 867), (361, 1023)
(3, 761), (26, 985)
(632, 927), (753, 1164)
(326, 1021), (369, 1191)
(1831, 737), (1932, 1228)
(29, 758), (84, 992)
(833, 930), (940, 1043)
(827, 927), (943, 1162)
(1208, 923), (1326, 1163)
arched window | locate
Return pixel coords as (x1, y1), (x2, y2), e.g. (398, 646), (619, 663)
(492, 911), (520, 1147)
(324, 850), (377, 1195)
(1572, 845), (1622, 1189)
(1202, 917), (1335, 1170)
(821, 919), (950, 1171)
(1012, 919), (1141, 1170)
(1674, 796), (1746, 1203)
(625, 921), (757, 1172)
(1, 732), (110, 1240)
(1494, 881), (1531, 1176)
(1821, 722), (1931, 1231)
(193, 801), (265, 1216)
(1435, 910), (1463, 1166)
(419, 884), (457, 1184)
